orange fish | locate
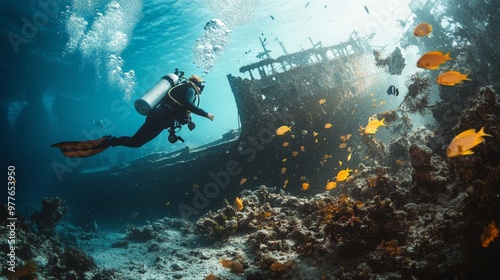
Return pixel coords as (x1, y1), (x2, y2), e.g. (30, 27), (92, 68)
(446, 127), (492, 157)
(319, 98), (326, 104)
(300, 145), (305, 152)
(276, 126), (291, 135)
(239, 178), (247, 185)
(302, 182), (310, 190)
(325, 181), (337, 190)
(346, 134), (352, 141)
(281, 167), (287, 174)
(436, 70), (471, 86)
(339, 143), (347, 149)
(413, 23), (432, 36)
(325, 123), (332, 129)
(292, 151), (299, 156)
(417, 51), (453, 70)
(261, 211), (272, 218)
(235, 197), (244, 211)
(336, 168), (352, 182)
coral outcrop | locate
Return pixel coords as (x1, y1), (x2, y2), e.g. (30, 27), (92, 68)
(0, 198), (118, 280)
(31, 197), (68, 237)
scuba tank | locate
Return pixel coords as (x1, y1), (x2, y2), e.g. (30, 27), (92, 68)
(134, 70), (183, 116)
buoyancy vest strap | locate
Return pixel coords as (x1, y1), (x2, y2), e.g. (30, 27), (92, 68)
(166, 78), (201, 112)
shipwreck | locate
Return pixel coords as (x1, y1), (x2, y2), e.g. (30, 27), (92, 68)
(54, 31), (393, 222)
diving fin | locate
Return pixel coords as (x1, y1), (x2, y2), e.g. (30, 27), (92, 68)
(51, 136), (112, 158)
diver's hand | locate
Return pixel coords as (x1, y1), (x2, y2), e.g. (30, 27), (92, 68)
(206, 113), (215, 121)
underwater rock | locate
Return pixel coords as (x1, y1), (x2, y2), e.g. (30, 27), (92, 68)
(31, 197), (68, 237)
(125, 224), (158, 242)
(409, 143), (447, 188)
(91, 269), (120, 280)
(450, 86), (500, 173)
(62, 247), (97, 274)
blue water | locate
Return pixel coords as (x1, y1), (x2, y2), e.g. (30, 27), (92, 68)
(1, 0), (412, 211)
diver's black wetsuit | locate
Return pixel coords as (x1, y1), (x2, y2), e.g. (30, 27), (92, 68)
(108, 83), (208, 148)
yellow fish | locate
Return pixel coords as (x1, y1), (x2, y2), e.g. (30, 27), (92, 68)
(364, 118), (386, 134)
(313, 132), (319, 137)
(292, 151), (299, 156)
(319, 98), (326, 104)
(300, 145), (305, 152)
(235, 197), (244, 211)
(276, 126), (291, 135)
(338, 160), (342, 166)
(446, 127), (492, 157)
(336, 168), (352, 182)
(240, 178), (247, 185)
(417, 51), (453, 70)
(283, 142), (289, 147)
(436, 70), (471, 86)
(302, 182), (310, 190)
(325, 181), (337, 190)
(347, 153), (352, 161)
(413, 23), (432, 36)
(340, 135), (346, 142)
(282, 158), (287, 162)
(339, 143), (347, 149)
(283, 179), (289, 188)
(346, 134), (352, 141)
(281, 167), (287, 174)
(325, 123), (333, 129)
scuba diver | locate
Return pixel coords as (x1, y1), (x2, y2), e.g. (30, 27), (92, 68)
(51, 71), (214, 158)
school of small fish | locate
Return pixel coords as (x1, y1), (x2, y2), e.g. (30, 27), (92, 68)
(220, 22), (492, 207)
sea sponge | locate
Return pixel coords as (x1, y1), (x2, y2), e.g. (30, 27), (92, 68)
(219, 259), (244, 273)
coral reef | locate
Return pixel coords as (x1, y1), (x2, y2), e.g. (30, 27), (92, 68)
(373, 47), (406, 75)
(400, 73), (433, 115)
(408, 143), (447, 188)
(30, 197), (68, 237)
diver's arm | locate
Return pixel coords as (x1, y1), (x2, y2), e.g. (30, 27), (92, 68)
(184, 88), (213, 120)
